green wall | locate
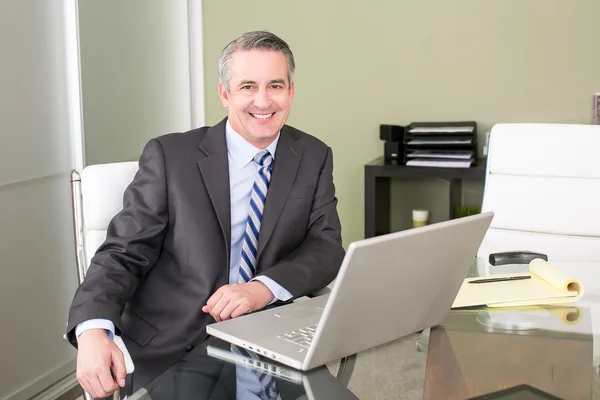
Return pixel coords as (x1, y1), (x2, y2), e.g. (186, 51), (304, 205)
(203, 0), (600, 247)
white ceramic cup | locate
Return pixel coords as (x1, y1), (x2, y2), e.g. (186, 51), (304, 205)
(412, 209), (429, 228)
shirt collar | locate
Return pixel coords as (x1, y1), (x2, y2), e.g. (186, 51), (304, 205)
(225, 119), (279, 170)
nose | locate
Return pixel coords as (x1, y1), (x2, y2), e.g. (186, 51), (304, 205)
(253, 87), (272, 109)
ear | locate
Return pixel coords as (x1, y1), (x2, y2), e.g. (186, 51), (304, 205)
(289, 82), (295, 102)
(218, 83), (229, 107)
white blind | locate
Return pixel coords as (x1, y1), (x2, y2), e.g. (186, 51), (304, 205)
(78, 0), (195, 165)
(0, 1), (81, 399)
(0, 1), (77, 185)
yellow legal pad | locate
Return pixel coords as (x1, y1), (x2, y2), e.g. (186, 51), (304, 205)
(452, 259), (584, 308)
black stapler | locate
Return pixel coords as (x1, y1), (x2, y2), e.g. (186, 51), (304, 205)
(489, 251), (548, 266)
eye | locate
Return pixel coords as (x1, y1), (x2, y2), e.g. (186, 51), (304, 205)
(241, 85), (253, 90)
(271, 84), (284, 89)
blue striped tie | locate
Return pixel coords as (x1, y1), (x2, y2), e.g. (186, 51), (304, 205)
(239, 149), (273, 283)
(231, 344), (279, 400)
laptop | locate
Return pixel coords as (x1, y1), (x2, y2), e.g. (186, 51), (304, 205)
(206, 212), (494, 371)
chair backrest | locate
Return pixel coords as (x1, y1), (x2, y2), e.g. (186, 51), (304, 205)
(71, 162), (139, 283)
(477, 123), (600, 263)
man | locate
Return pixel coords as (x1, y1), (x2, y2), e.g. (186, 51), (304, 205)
(67, 30), (345, 398)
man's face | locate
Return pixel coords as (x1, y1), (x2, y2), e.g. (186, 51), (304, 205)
(219, 50), (295, 148)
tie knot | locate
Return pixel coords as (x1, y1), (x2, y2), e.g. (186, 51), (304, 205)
(254, 150), (273, 168)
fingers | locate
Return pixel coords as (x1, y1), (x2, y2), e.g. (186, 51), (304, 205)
(205, 285), (234, 321)
(97, 367), (119, 395)
(209, 294), (231, 322)
(111, 347), (127, 387)
(205, 287), (225, 310)
(212, 292), (253, 321)
(218, 297), (248, 321)
(228, 300), (252, 319)
(77, 371), (113, 398)
(75, 375), (95, 399)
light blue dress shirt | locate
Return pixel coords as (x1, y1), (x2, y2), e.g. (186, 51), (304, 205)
(76, 120), (292, 335)
(224, 121), (292, 299)
(236, 364), (282, 399)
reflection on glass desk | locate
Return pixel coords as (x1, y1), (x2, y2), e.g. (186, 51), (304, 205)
(123, 258), (600, 400)
(124, 337), (359, 400)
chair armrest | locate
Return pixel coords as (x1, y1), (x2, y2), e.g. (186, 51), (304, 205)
(307, 286), (331, 298)
(293, 286), (332, 303)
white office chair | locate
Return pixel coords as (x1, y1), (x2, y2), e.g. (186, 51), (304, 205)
(70, 161), (139, 400)
(72, 162), (139, 281)
(477, 122), (600, 266)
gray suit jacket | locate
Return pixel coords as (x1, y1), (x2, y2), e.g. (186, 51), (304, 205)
(67, 118), (345, 388)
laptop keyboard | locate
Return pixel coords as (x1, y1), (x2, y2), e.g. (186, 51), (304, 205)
(277, 324), (318, 348)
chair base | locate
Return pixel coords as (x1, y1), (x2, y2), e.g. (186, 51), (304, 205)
(416, 328), (430, 352)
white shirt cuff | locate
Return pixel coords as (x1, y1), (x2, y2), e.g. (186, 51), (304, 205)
(252, 276), (292, 303)
(75, 319), (115, 340)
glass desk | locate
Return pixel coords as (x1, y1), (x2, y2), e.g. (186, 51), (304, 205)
(122, 259), (600, 399)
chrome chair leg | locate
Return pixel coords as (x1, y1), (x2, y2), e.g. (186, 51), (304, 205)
(336, 355), (357, 386)
(416, 328), (430, 352)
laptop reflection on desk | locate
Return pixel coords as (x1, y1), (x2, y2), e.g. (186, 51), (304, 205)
(206, 343), (359, 400)
(207, 344), (302, 384)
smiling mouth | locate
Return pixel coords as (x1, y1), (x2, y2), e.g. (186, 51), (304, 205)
(250, 112), (275, 119)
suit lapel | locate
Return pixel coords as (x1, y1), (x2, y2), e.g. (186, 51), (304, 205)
(197, 119), (231, 266)
(258, 126), (302, 260)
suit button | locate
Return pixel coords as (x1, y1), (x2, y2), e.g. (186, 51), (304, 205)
(185, 345), (194, 352)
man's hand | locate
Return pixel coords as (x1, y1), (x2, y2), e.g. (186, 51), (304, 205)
(202, 281), (274, 322)
(76, 329), (127, 398)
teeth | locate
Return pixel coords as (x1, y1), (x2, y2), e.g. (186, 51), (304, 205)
(251, 113), (273, 119)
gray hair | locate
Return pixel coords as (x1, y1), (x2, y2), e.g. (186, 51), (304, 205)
(217, 30), (295, 92)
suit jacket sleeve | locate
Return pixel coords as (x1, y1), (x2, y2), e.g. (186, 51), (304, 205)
(66, 139), (169, 343)
(260, 147), (345, 298)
